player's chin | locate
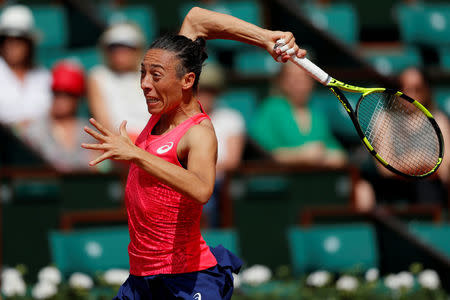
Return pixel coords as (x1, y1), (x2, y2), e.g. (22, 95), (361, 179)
(146, 101), (164, 115)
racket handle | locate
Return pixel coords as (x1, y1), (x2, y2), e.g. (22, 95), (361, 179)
(290, 56), (331, 86)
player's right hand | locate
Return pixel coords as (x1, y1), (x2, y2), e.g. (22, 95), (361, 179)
(266, 30), (307, 62)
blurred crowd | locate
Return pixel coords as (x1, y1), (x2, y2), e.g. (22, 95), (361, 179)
(0, 3), (449, 228)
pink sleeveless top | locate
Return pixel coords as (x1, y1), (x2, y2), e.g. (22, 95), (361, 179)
(125, 112), (218, 276)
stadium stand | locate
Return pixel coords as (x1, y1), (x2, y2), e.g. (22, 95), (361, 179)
(99, 4), (157, 44)
(179, 0), (262, 49)
(49, 226), (239, 276)
(30, 5), (68, 49)
(409, 222), (450, 258)
(287, 223), (378, 275)
(363, 46), (422, 75)
(301, 2), (358, 46)
(49, 226), (130, 276)
(395, 3), (450, 47)
(433, 86), (450, 117)
(233, 49), (281, 76)
(217, 88), (258, 128)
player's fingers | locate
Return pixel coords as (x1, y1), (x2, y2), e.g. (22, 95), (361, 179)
(119, 120), (129, 138)
(286, 47), (296, 55)
(89, 151), (111, 166)
(89, 118), (113, 136)
(84, 126), (107, 142)
(273, 38), (285, 55)
(297, 48), (307, 58)
(279, 37), (295, 54)
(81, 143), (109, 150)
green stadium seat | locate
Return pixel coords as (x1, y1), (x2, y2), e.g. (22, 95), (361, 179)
(30, 5), (68, 49)
(12, 179), (60, 203)
(310, 89), (360, 142)
(202, 229), (240, 256)
(100, 4), (157, 44)
(234, 49), (281, 76)
(432, 86), (450, 117)
(364, 47), (422, 75)
(288, 224), (378, 275)
(302, 3), (358, 46)
(217, 88), (258, 127)
(179, 1), (262, 49)
(395, 3), (450, 46)
(409, 222), (450, 257)
(37, 47), (100, 71)
(49, 226), (130, 276)
(439, 47), (450, 71)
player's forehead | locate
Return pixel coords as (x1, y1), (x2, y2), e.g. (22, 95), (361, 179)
(142, 48), (179, 71)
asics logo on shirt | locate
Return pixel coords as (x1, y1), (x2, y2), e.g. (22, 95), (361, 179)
(156, 142), (174, 154)
(193, 293), (202, 300)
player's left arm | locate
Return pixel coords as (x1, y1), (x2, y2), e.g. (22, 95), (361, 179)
(81, 118), (217, 204)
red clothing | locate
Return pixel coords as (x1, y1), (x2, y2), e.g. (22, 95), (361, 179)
(125, 112), (218, 276)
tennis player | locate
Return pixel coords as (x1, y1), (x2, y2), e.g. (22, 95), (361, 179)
(81, 7), (305, 299)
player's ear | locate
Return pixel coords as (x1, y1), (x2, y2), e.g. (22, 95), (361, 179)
(181, 72), (196, 90)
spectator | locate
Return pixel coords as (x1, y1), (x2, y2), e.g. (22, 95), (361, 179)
(370, 67), (450, 204)
(251, 61), (347, 168)
(20, 60), (96, 172)
(87, 23), (148, 142)
(0, 5), (51, 126)
(251, 62), (375, 211)
(198, 63), (246, 227)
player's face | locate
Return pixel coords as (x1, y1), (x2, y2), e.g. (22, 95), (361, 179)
(141, 49), (186, 115)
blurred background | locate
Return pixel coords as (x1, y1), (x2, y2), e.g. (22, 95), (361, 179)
(1, 0), (450, 299)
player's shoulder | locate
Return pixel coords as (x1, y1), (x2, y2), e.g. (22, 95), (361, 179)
(185, 118), (217, 146)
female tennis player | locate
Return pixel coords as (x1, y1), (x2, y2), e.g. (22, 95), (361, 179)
(82, 7), (305, 299)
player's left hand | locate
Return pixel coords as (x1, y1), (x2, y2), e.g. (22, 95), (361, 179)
(81, 118), (137, 166)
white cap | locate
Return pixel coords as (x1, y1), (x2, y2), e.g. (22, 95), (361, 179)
(0, 5), (38, 41)
(100, 23), (145, 48)
(199, 63), (225, 91)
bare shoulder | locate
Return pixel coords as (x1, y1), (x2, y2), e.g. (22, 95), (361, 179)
(186, 118), (217, 147)
(177, 118), (217, 162)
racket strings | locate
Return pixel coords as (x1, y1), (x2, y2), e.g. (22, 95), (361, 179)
(357, 92), (440, 176)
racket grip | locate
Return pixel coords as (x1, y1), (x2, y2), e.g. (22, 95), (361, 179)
(291, 56), (331, 86)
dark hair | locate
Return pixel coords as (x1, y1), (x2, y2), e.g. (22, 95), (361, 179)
(149, 34), (208, 90)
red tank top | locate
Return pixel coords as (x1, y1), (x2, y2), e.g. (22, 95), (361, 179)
(125, 112), (218, 276)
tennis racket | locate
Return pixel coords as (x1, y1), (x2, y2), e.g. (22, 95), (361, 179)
(274, 40), (444, 178)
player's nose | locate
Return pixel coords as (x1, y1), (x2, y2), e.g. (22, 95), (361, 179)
(141, 75), (153, 91)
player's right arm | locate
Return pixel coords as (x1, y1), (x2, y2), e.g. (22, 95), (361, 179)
(179, 6), (306, 62)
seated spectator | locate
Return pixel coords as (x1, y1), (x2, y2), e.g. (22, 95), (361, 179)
(370, 67), (450, 204)
(198, 63), (246, 227)
(251, 61), (347, 168)
(20, 60), (96, 172)
(88, 23), (148, 142)
(251, 62), (375, 211)
(0, 5), (51, 126)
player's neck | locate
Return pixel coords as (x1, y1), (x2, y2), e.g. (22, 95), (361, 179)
(158, 95), (202, 130)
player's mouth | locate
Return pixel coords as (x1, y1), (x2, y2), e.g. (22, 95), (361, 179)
(146, 97), (160, 104)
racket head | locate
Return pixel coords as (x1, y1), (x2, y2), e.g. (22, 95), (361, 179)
(355, 89), (444, 178)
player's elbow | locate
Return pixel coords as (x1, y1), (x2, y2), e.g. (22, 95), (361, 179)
(184, 7), (201, 29)
(181, 7), (207, 39)
(195, 185), (213, 205)
(186, 6), (202, 19)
